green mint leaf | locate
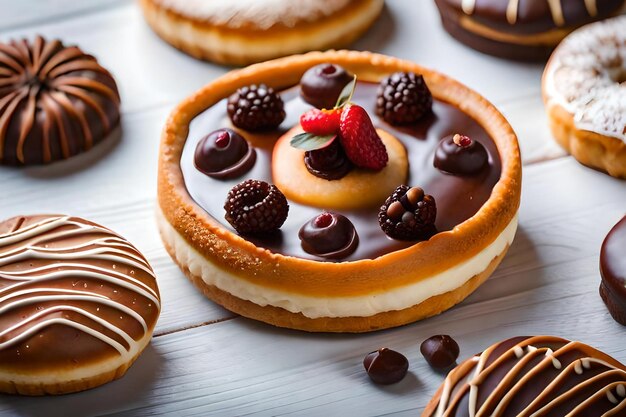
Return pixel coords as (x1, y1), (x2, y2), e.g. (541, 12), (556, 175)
(290, 132), (336, 151)
(335, 74), (357, 108)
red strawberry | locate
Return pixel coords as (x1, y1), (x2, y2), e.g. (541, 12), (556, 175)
(300, 108), (342, 136)
(339, 104), (388, 170)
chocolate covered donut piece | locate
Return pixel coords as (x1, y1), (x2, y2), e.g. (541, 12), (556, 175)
(423, 336), (626, 416)
(434, 0), (626, 61)
(0, 215), (160, 395)
(0, 36), (120, 165)
(600, 216), (626, 325)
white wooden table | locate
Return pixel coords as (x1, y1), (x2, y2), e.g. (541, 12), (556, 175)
(0, 1), (624, 416)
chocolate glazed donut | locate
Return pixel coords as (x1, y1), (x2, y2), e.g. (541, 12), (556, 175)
(0, 36), (120, 165)
(434, 0), (626, 61)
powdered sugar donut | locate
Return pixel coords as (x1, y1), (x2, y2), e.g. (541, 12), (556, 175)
(543, 16), (626, 178)
(139, 0), (384, 66)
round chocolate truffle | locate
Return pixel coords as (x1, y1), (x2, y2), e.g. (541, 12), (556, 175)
(194, 128), (256, 179)
(434, 134), (488, 175)
(363, 348), (409, 385)
(0, 214), (160, 395)
(300, 63), (352, 109)
(0, 36), (121, 166)
(600, 216), (626, 325)
(299, 212), (358, 259)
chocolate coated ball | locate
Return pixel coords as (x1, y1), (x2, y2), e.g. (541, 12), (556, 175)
(299, 212), (358, 259)
(194, 128), (256, 179)
(300, 63), (352, 109)
(434, 134), (488, 176)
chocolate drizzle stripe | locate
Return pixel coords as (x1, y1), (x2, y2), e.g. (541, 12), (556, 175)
(50, 90), (93, 150)
(56, 85), (112, 133)
(0, 216), (159, 357)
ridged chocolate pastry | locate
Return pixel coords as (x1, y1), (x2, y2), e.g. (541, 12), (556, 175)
(600, 216), (626, 325)
(434, 0), (626, 60)
(0, 215), (160, 395)
(422, 336), (626, 416)
(0, 36), (121, 166)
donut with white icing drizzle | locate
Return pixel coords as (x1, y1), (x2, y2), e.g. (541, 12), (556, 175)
(138, 0), (384, 66)
(543, 16), (626, 179)
(422, 336), (626, 417)
(434, 0), (626, 60)
(0, 214), (160, 395)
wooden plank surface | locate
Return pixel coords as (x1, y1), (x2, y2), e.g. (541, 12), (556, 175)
(0, 0), (624, 416)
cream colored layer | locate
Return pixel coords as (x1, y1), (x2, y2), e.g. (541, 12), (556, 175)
(0, 333), (151, 388)
(143, 0), (383, 62)
(157, 208), (518, 319)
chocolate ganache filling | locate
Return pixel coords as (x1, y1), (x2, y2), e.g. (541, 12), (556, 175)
(180, 81), (501, 261)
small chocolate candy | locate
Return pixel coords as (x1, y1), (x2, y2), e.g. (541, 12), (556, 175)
(300, 63), (353, 109)
(420, 335), (460, 370)
(194, 128), (256, 179)
(363, 348), (409, 385)
(299, 212), (358, 259)
(434, 134), (488, 176)
(600, 216), (626, 325)
(304, 138), (352, 180)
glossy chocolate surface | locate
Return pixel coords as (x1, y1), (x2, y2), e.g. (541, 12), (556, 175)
(194, 128), (256, 179)
(427, 336), (626, 417)
(363, 348), (409, 385)
(434, 134), (488, 175)
(0, 36), (120, 165)
(0, 215), (160, 372)
(300, 63), (353, 109)
(299, 212), (358, 259)
(420, 335), (460, 370)
(181, 81), (502, 261)
(600, 216), (626, 325)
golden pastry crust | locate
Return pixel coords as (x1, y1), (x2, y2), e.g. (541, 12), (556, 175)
(157, 50), (521, 331)
(138, 0), (384, 66)
(544, 102), (626, 179)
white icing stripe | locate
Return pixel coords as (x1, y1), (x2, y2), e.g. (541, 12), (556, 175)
(547, 0), (565, 26)
(0, 290), (148, 332)
(585, 0), (598, 16)
(461, 0), (476, 14)
(0, 215), (158, 357)
(0, 268), (160, 307)
(0, 317), (127, 355)
(506, 0), (519, 24)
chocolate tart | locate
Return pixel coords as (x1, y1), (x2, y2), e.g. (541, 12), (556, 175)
(434, 0), (626, 61)
(138, 0), (384, 66)
(423, 336), (626, 416)
(156, 50), (521, 333)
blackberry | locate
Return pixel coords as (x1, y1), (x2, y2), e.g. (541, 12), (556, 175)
(224, 179), (289, 234)
(376, 72), (432, 125)
(378, 185), (436, 240)
(227, 84), (286, 131)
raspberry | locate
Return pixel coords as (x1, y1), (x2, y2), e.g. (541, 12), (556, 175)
(339, 104), (388, 170)
(300, 108), (342, 136)
(378, 185), (436, 240)
(224, 179), (289, 234)
(376, 72), (432, 125)
(227, 84), (285, 131)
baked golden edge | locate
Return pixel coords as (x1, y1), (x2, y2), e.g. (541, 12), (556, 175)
(138, 0), (384, 66)
(542, 55), (626, 179)
(158, 50), (521, 300)
(0, 332), (153, 396)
